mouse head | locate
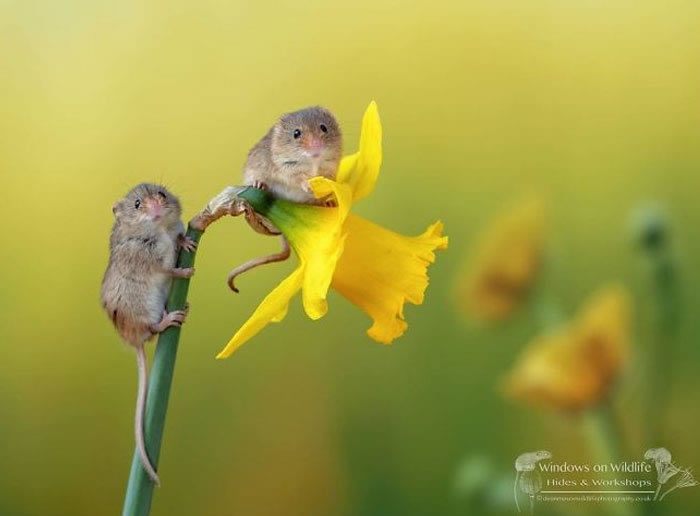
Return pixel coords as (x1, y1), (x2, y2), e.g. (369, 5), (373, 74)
(113, 183), (182, 228)
(271, 106), (342, 170)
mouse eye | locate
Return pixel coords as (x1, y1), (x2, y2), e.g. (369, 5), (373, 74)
(320, 124), (328, 133)
(157, 191), (167, 200)
(134, 199), (141, 209)
(293, 129), (301, 139)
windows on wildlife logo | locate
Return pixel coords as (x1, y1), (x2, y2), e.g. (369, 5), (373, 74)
(513, 448), (698, 513)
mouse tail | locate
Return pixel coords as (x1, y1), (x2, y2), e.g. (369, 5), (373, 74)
(135, 344), (161, 486)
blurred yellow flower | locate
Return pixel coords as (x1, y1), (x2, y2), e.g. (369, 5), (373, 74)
(503, 285), (630, 411)
(456, 198), (544, 321)
(217, 102), (448, 358)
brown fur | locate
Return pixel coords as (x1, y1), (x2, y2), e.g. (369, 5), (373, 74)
(100, 182), (192, 486)
(101, 183), (183, 345)
(243, 106), (343, 204)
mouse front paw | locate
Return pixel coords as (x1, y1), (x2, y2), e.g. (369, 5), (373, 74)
(178, 234), (197, 252)
(252, 180), (269, 191)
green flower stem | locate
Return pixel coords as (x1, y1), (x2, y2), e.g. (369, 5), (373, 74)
(239, 186), (274, 216)
(638, 221), (677, 516)
(121, 225), (202, 516)
(583, 403), (636, 516)
(122, 187), (271, 516)
(646, 247), (678, 445)
(528, 255), (566, 332)
(643, 253), (676, 516)
(584, 403), (622, 468)
(633, 209), (679, 448)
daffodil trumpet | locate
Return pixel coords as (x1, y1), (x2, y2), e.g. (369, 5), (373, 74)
(503, 286), (629, 412)
(218, 102), (448, 358)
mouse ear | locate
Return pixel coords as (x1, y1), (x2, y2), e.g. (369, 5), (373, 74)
(112, 201), (122, 216)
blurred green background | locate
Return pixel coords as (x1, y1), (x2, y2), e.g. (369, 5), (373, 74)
(1, 1), (699, 515)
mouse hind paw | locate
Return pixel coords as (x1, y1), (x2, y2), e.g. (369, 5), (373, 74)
(150, 309), (189, 333)
(170, 267), (195, 279)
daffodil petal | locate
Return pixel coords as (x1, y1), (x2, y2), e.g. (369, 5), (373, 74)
(265, 177), (354, 321)
(573, 285), (629, 379)
(503, 331), (601, 411)
(217, 265), (305, 358)
(301, 232), (346, 319)
(458, 197), (544, 321)
(271, 303), (289, 323)
(332, 216), (448, 344)
(302, 178), (352, 319)
(337, 153), (358, 185)
(336, 101), (382, 201)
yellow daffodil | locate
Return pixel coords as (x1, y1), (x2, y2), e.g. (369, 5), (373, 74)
(456, 198), (544, 322)
(503, 285), (630, 411)
(217, 102), (448, 358)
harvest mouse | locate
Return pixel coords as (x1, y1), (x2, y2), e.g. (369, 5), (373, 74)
(243, 105), (343, 204)
(100, 183), (196, 486)
(229, 106), (342, 292)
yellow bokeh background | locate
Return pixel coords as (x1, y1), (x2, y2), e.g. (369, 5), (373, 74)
(1, 1), (699, 514)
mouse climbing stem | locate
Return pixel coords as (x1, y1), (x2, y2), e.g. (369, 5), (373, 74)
(122, 186), (272, 516)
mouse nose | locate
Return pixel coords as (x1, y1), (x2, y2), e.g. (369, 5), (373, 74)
(305, 136), (324, 158)
(144, 197), (164, 217)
